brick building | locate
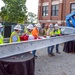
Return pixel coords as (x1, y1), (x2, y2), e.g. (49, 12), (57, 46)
(38, 0), (75, 26)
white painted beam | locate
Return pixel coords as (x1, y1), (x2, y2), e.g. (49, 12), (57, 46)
(0, 34), (75, 58)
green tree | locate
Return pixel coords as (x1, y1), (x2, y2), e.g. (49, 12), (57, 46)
(0, 6), (8, 21)
(27, 12), (38, 23)
(1, 0), (27, 23)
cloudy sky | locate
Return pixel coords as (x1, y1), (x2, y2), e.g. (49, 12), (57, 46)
(26, 0), (38, 15)
(0, 0), (5, 9)
(0, 0), (38, 15)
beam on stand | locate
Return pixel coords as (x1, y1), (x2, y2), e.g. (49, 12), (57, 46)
(0, 34), (75, 58)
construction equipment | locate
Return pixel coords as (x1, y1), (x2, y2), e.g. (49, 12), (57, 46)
(59, 11), (75, 34)
(66, 11), (75, 27)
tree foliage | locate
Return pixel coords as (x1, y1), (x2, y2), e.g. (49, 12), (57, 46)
(27, 12), (38, 23)
(1, 0), (27, 23)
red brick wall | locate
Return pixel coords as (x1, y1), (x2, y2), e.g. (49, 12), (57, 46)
(38, 0), (75, 25)
(38, 0), (51, 25)
(65, 0), (75, 15)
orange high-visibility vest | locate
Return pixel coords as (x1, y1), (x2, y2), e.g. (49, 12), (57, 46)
(31, 27), (39, 38)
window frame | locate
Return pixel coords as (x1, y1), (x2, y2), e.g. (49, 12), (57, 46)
(70, 3), (75, 13)
(51, 4), (59, 16)
(42, 6), (48, 16)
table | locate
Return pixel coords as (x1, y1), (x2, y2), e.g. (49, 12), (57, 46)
(0, 53), (35, 75)
(63, 41), (75, 53)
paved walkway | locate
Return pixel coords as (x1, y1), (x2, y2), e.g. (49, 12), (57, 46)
(35, 45), (75, 75)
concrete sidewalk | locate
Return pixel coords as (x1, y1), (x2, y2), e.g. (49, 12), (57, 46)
(35, 45), (75, 75)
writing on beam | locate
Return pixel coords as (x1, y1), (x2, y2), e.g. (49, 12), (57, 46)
(0, 34), (75, 58)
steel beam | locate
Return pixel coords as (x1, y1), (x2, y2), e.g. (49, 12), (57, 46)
(0, 34), (75, 58)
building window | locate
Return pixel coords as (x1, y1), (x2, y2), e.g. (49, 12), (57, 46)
(70, 3), (75, 13)
(51, 5), (59, 16)
(42, 6), (48, 16)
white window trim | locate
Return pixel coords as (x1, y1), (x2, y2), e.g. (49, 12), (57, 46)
(70, 2), (75, 3)
(60, 0), (63, 3)
(42, 2), (49, 6)
(42, 6), (48, 16)
(52, 0), (63, 5)
(52, 1), (59, 5)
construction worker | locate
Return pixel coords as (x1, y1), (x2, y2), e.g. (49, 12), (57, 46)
(47, 23), (61, 56)
(54, 23), (61, 36)
(31, 23), (41, 38)
(20, 24), (34, 41)
(0, 23), (4, 44)
(27, 24), (38, 58)
(26, 24), (34, 38)
(10, 24), (22, 43)
(54, 23), (61, 54)
(44, 24), (49, 36)
(39, 24), (48, 36)
(26, 24), (34, 35)
(47, 23), (55, 56)
(31, 23), (41, 57)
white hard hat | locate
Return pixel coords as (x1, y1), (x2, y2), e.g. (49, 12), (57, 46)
(27, 24), (34, 30)
(49, 23), (54, 28)
(35, 23), (41, 28)
(55, 24), (58, 27)
(0, 23), (3, 28)
(50, 23), (53, 26)
(14, 25), (22, 31)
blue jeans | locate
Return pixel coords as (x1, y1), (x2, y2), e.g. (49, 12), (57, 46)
(56, 44), (59, 52)
(48, 44), (59, 54)
(48, 45), (54, 54)
(32, 50), (36, 56)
